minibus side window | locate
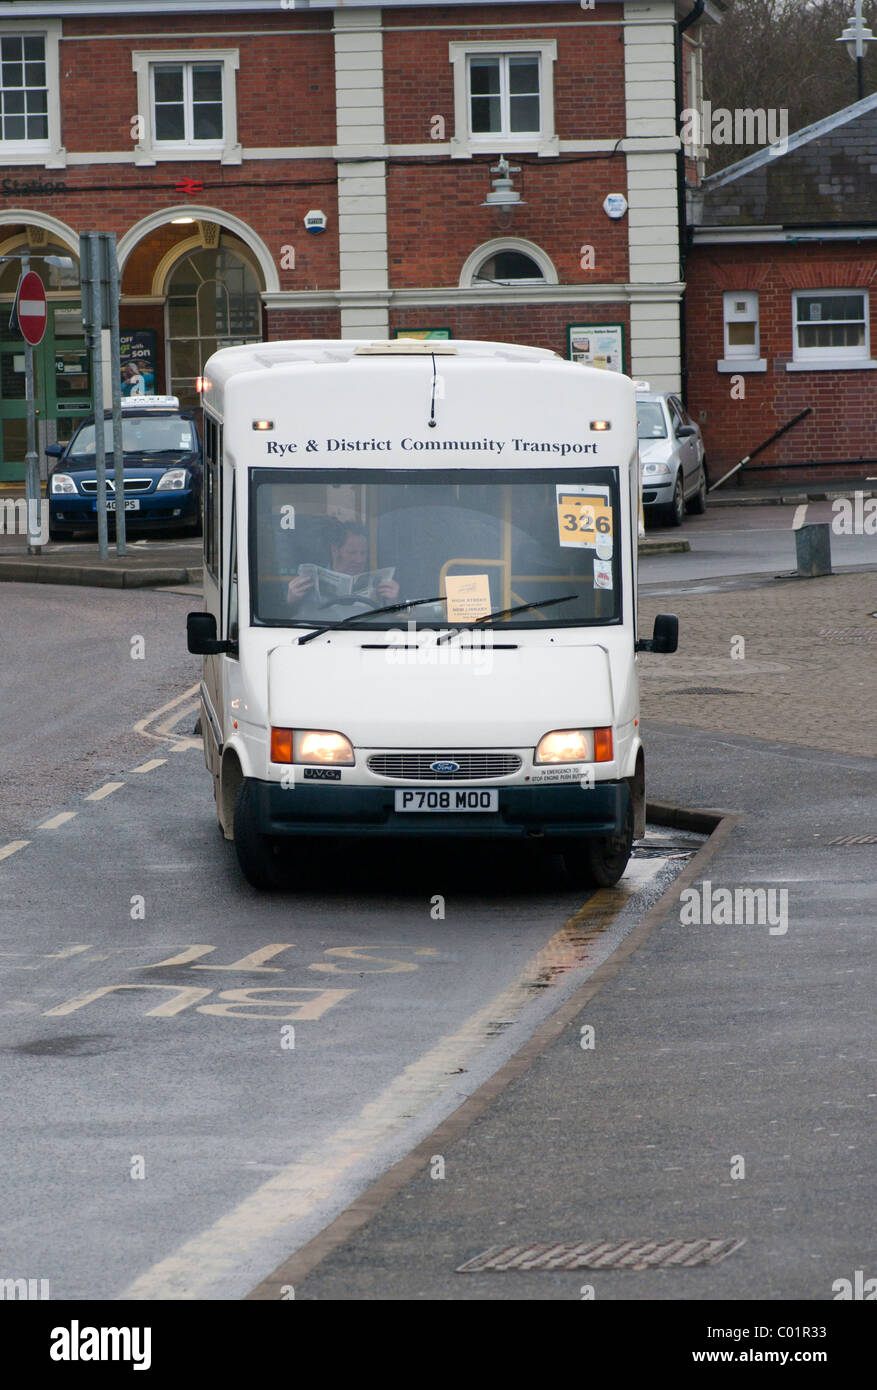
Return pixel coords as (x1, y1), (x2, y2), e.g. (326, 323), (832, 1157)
(203, 415), (222, 581)
(227, 478), (238, 649)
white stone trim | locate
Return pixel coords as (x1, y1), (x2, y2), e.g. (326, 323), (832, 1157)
(117, 204), (279, 291)
(786, 360), (877, 372)
(0, 16), (65, 167)
(335, 8), (388, 336)
(0, 206), (77, 251)
(262, 282), (684, 313)
(131, 47), (241, 166)
(448, 38), (558, 159)
(717, 359), (767, 373)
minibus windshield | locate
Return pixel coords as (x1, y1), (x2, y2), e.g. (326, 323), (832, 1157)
(250, 467), (622, 629)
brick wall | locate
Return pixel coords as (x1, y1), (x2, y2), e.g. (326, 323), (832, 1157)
(686, 243), (877, 481)
(391, 300), (630, 360)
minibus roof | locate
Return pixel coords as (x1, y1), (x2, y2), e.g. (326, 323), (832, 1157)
(200, 338), (619, 418)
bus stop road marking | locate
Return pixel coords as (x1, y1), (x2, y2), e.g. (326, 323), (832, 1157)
(118, 878), (650, 1301)
(37, 811), (78, 830)
(129, 758), (167, 774)
(0, 840), (30, 861)
(84, 782), (124, 802)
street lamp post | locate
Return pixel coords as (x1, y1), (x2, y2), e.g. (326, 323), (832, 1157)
(837, 0), (876, 102)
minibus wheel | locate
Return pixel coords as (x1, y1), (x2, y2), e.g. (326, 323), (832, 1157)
(563, 803), (633, 889)
(233, 778), (281, 890)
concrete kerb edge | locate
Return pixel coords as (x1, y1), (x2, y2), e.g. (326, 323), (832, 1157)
(244, 799), (743, 1300)
(0, 562), (195, 588)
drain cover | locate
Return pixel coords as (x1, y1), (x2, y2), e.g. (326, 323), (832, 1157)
(457, 1237), (744, 1273)
(827, 834), (877, 845)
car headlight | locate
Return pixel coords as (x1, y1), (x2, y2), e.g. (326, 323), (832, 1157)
(50, 473), (77, 495)
(535, 728), (613, 764)
(642, 462), (672, 477)
(270, 728), (355, 765)
(156, 468), (189, 491)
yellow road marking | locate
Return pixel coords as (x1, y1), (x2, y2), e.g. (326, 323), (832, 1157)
(133, 684), (200, 752)
(129, 758), (167, 774)
(38, 811), (78, 830)
(84, 782), (124, 802)
(0, 840), (30, 861)
(120, 869), (654, 1300)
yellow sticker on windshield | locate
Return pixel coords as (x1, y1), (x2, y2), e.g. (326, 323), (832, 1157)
(445, 573), (492, 622)
(556, 491), (613, 548)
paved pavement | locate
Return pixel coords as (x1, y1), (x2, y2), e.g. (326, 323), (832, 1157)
(250, 563), (877, 1301)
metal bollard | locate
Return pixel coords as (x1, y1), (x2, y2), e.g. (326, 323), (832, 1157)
(795, 522), (832, 578)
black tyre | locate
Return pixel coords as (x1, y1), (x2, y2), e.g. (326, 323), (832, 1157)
(686, 463), (707, 515)
(233, 777), (281, 890)
(563, 799), (634, 889)
(663, 472), (685, 527)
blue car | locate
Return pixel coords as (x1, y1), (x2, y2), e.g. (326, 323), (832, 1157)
(45, 396), (202, 541)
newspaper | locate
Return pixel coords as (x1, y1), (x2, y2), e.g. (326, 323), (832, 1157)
(297, 563), (395, 605)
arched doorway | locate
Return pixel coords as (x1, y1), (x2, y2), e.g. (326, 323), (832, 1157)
(0, 231), (88, 481)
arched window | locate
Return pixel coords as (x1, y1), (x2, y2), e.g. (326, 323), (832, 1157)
(165, 242), (261, 406)
(473, 250), (545, 285)
(460, 239), (558, 289)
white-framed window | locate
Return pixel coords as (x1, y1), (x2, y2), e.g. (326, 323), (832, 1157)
(723, 291), (760, 359)
(792, 290), (868, 363)
(0, 19), (64, 166)
(131, 49), (241, 165)
(449, 40), (558, 158)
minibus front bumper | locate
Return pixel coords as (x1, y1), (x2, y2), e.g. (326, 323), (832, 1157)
(249, 779), (629, 840)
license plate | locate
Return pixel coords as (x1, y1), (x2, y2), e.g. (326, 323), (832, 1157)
(395, 789), (498, 812)
(94, 499), (140, 511)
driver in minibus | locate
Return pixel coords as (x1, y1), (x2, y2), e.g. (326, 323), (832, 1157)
(285, 520), (400, 610)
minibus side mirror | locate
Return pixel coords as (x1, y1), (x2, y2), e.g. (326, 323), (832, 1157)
(636, 613), (678, 654)
(45, 444), (63, 458)
(187, 611), (230, 655)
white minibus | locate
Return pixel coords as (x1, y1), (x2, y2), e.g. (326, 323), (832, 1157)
(187, 339), (678, 889)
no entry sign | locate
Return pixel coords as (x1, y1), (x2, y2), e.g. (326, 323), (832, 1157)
(15, 270), (47, 346)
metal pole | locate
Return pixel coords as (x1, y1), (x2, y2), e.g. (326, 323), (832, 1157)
(107, 236), (126, 556)
(858, 54), (865, 100)
(87, 234), (108, 561)
(20, 247), (43, 555)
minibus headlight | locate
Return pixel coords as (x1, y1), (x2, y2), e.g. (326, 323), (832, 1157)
(535, 728), (613, 764)
(156, 468), (189, 491)
(51, 473), (77, 494)
(535, 729), (591, 763)
(291, 729), (354, 765)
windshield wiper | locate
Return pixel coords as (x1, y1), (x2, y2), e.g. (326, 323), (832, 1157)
(435, 593), (579, 646)
(296, 594), (444, 646)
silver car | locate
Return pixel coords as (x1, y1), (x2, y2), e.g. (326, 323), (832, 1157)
(636, 387), (708, 526)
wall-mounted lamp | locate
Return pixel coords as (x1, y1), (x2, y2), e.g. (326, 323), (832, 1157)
(481, 157), (525, 208)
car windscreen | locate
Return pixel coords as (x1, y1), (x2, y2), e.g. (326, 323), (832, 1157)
(249, 467), (622, 629)
(636, 402), (667, 440)
(68, 416), (198, 460)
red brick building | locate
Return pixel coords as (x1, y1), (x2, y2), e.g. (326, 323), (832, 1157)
(0, 0), (722, 481)
(687, 96), (877, 484)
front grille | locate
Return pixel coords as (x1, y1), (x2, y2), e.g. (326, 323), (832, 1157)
(367, 752), (522, 781)
(78, 477), (154, 495)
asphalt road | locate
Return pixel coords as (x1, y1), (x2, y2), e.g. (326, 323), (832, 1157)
(0, 581), (686, 1300)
